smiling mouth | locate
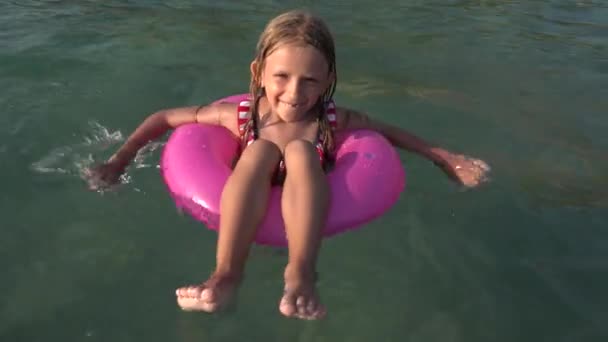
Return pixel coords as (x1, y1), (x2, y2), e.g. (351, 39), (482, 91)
(280, 101), (300, 108)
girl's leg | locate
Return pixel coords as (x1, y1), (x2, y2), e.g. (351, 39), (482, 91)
(177, 139), (282, 312)
(279, 139), (329, 320)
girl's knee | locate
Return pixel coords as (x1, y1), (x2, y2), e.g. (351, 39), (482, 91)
(241, 139), (281, 159)
(283, 140), (320, 169)
(237, 139), (281, 173)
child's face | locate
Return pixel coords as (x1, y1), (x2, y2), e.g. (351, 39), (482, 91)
(256, 43), (332, 122)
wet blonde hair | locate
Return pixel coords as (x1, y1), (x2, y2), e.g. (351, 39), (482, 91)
(244, 10), (337, 157)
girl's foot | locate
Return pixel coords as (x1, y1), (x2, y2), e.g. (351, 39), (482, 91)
(175, 271), (241, 312)
(279, 264), (326, 320)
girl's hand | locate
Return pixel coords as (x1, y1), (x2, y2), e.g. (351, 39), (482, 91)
(436, 153), (491, 188)
(83, 158), (127, 191)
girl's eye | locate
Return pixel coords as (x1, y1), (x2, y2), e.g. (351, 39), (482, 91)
(274, 73), (288, 79)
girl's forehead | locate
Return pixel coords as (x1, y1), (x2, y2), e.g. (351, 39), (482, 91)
(264, 43), (329, 72)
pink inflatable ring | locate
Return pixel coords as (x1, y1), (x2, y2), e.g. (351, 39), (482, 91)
(160, 94), (406, 246)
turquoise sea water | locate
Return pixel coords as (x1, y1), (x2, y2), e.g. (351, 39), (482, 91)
(1, 1), (607, 341)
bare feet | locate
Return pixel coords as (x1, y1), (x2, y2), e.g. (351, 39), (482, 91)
(175, 271), (241, 312)
(279, 265), (326, 320)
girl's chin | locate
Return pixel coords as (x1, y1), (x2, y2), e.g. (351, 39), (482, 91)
(274, 106), (311, 121)
(277, 113), (304, 122)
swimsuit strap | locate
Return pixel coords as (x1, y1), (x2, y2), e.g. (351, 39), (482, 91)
(325, 100), (337, 131)
(236, 100), (255, 146)
(237, 100), (250, 136)
(315, 100), (338, 164)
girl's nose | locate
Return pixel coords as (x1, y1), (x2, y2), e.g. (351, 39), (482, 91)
(286, 79), (303, 99)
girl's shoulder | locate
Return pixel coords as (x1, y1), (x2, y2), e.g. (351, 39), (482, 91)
(332, 105), (372, 130)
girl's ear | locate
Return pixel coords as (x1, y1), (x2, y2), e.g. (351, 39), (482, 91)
(250, 61), (263, 87)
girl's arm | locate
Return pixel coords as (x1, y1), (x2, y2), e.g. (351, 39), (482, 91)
(109, 103), (235, 166)
(336, 107), (450, 164)
(85, 103), (234, 190)
(336, 106), (490, 187)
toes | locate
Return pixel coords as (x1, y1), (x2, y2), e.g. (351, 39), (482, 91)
(281, 292), (324, 320)
(300, 296), (325, 320)
(279, 293), (297, 317)
(200, 287), (215, 302)
(176, 287), (191, 297)
(176, 286), (219, 313)
(177, 297), (218, 313)
(175, 285), (205, 299)
(296, 296), (307, 316)
(187, 286), (202, 298)
(175, 275), (241, 313)
(306, 298), (318, 315)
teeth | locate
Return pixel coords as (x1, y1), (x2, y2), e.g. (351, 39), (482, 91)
(281, 101), (297, 108)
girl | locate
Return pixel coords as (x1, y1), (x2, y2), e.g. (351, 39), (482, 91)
(86, 10), (490, 320)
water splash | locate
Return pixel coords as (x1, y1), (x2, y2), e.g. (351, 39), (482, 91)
(30, 121), (164, 191)
(31, 121), (122, 175)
